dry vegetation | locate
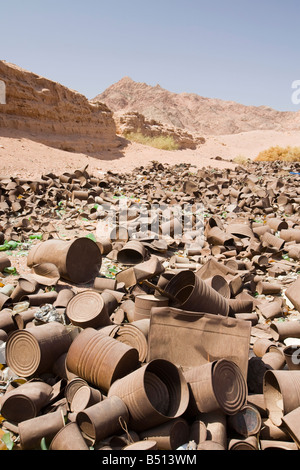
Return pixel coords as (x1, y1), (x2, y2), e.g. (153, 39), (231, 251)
(124, 131), (179, 151)
(232, 154), (251, 165)
(255, 145), (300, 162)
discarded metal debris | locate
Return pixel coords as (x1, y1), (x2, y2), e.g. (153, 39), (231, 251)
(0, 160), (299, 450)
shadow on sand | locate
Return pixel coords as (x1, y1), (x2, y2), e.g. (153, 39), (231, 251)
(0, 128), (131, 163)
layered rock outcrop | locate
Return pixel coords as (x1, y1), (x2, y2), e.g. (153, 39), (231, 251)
(0, 61), (119, 154)
(114, 111), (205, 150)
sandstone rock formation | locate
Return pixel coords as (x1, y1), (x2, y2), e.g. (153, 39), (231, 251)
(93, 76), (300, 136)
(113, 111), (205, 150)
(0, 61), (120, 154)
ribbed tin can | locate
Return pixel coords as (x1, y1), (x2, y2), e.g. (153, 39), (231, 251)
(66, 327), (140, 393)
(6, 322), (72, 378)
(107, 359), (190, 432)
(0, 381), (53, 423)
(184, 359), (247, 416)
(19, 408), (65, 450)
(227, 404), (262, 437)
(66, 290), (112, 329)
(76, 395), (129, 442)
(49, 422), (89, 450)
(164, 270), (230, 316)
(263, 370), (300, 426)
(134, 294), (169, 321)
(117, 240), (147, 265)
(27, 238), (102, 284)
(139, 418), (190, 450)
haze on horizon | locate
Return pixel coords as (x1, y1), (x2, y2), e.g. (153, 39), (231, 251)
(1, 0), (300, 112)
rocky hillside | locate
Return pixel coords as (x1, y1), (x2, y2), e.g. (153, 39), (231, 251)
(93, 77), (300, 136)
(0, 61), (120, 154)
(114, 111), (206, 150)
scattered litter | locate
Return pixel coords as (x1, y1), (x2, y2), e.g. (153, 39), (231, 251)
(0, 160), (298, 451)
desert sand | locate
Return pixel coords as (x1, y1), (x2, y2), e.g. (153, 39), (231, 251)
(1, 61), (300, 179)
(1, 129), (300, 179)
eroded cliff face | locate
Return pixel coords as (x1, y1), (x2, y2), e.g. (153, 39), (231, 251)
(114, 111), (205, 150)
(0, 61), (119, 154)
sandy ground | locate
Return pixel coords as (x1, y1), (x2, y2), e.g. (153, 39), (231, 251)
(1, 129), (300, 179)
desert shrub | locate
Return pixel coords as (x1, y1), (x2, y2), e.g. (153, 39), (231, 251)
(124, 132), (179, 151)
(255, 146), (300, 162)
(232, 154), (250, 165)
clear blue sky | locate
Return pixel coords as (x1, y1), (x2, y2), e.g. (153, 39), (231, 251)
(1, 0), (300, 111)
